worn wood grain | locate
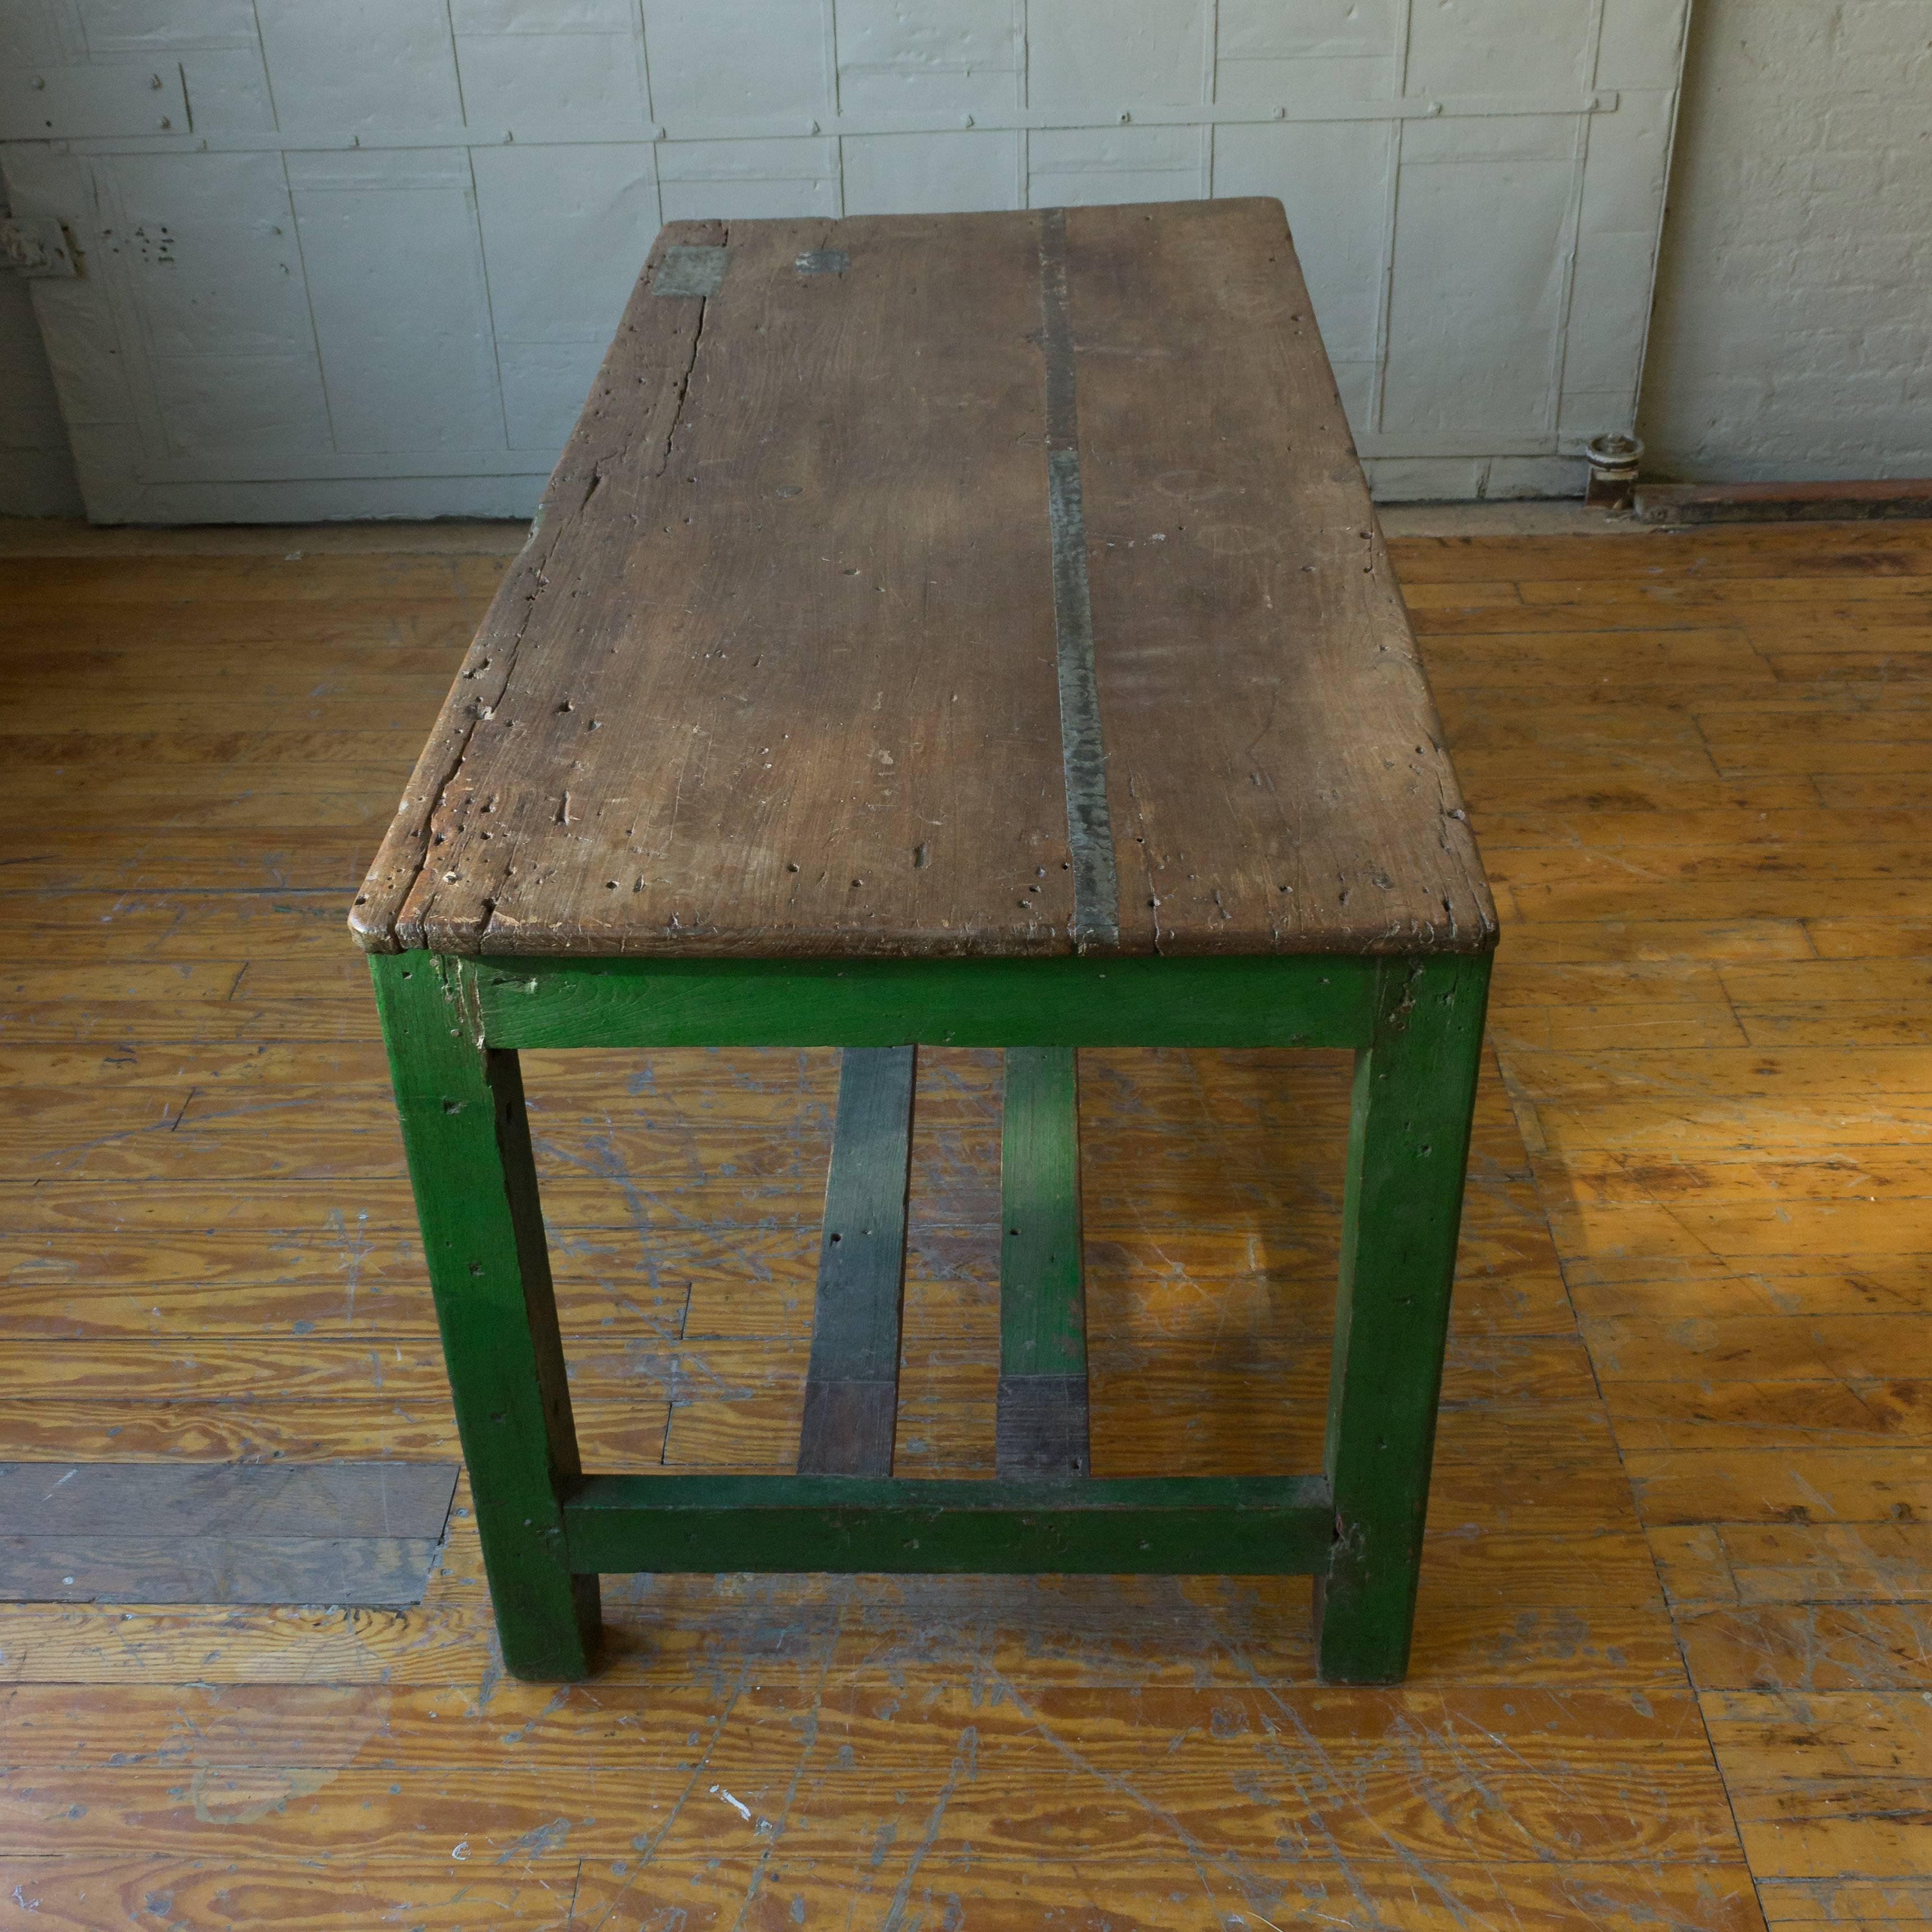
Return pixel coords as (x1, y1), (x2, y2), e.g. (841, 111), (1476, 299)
(0, 1461), (455, 1607)
(0, 1688), (1737, 1863)
(996, 1046), (1089, 1478)
(1068, 202), (1492, 956)
(12, 514), (1931, 1916)
(1675, 1603), (1932, 1692)
(1651, 1522), (1932, 1606)
(0, 1861), (584, 1931)
(564, 1859), (1768, 1932)
(1405, 524), (1932, 1904)
(0, 1460), (455, 1537)
(0, 1535), (445, 1607)
(351, 203), (1493, 960)
(796, 1046), (915, 1476)
(0, 1583), (1685, 1689)
(1757, 1877), (1932, 1928)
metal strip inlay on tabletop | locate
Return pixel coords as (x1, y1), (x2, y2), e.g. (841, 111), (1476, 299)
(1036, 207), (1120, 952)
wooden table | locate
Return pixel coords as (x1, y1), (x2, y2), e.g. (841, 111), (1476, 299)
(352, 200), (1497, 1685)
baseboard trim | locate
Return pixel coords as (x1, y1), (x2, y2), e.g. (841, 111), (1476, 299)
(1636, 479), (1932, 525)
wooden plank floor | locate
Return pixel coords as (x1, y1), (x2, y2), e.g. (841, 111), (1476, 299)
(0, 514), (1924, 1928)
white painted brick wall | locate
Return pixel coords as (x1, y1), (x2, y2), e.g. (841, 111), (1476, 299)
(0, 0), (1706, 517)
(1640, 0), (1932, 481)
(0, 182), (83, 515)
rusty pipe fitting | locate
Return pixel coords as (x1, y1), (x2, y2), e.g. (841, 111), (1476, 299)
(1584, 433), (1643, 512)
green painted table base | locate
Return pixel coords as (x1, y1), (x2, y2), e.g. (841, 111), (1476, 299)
(372, 949), (1490, 1685)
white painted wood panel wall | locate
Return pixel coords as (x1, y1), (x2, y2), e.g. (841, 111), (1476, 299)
(0, 0), (1689, 522)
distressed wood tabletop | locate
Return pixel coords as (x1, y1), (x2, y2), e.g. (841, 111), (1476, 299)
(352, 200), (1495, 960)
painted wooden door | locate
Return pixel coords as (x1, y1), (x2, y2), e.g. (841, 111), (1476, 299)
(0, 0), (1689, 522)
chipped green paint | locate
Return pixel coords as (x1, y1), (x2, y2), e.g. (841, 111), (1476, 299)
(370, 952), (597, 1679)
(373, 945), (1489, 1683)
(564, 1474), (1334, 1575)
(1317, 952), (1493, 1683)
(464, 952), (1379, 1051)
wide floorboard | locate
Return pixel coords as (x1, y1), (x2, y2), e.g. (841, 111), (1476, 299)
(0, 513), (1926, 1929)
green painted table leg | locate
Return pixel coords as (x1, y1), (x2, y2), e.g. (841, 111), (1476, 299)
(1316, 952), (1491, 1684)
(370, 952), (598, 1680)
